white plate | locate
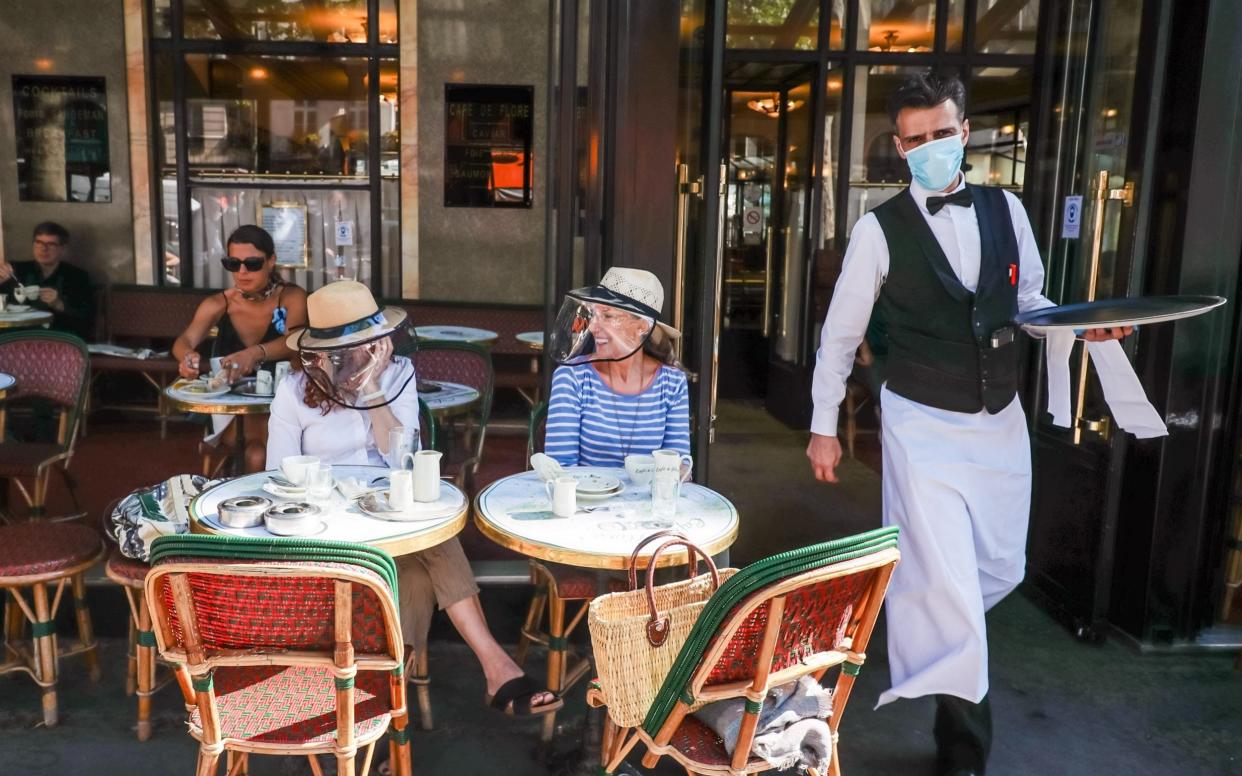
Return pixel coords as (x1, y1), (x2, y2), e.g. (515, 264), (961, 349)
(357, 488), (464, 522)
(569, 472), (623, 494)
(173, 380), (232, 398)
(263, 481), (309, 499)
(578, 483), (625, 502)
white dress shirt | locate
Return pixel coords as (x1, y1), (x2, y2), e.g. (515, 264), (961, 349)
(266, 355), (420, 467)
(809, 176), (1054, 436)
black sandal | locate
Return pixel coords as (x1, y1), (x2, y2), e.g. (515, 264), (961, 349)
(486, 674), (564, 716)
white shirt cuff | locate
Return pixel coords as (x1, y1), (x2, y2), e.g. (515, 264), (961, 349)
(809, 407), (840, 438)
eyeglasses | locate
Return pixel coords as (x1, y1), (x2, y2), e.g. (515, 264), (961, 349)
(220, 256), (267, 273)
(33, 239), (62, 249)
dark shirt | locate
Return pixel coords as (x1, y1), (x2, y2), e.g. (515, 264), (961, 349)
(1, 260), (95, 340)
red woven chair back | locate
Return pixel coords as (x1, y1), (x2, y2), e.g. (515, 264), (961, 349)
(414, 344), (492, 394)
(148, 559), (400, 663)
(687, 549), (898, 698)
(104, 285), (213, 341)
(0, 332), (89, 409)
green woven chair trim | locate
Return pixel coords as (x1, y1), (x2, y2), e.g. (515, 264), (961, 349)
(843, 661), (862, 677)
(389, 726), (410, 745)
(392, 661), (405, 677)
(679, 689), (695, 705)
(192, 673), (214, 693)
(148, 535), (399, 616)
(31, 620), (56, 637)
(744, 698), (764, 714)
(548, 635), (568, 651)
(137, 630), (158, 648)
(335, 676), (355, 691)
(640, 526), (899, 735)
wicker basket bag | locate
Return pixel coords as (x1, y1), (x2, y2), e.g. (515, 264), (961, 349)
(589, 531), (738, 727)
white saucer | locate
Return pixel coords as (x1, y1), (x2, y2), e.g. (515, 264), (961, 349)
(5, 305), (31, 313)
(357, 488), (464, 522)
(577, 483), (625, 502)
(263, 481), (309, 499)
(570, 472), (623, 494)
(174, 380), (232, 398)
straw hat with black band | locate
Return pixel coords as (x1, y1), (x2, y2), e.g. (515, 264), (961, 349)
(566, 267), (681, 344)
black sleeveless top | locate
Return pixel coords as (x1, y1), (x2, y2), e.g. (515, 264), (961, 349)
(210, 286), (287, 368)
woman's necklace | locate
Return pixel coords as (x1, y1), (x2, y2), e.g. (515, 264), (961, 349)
(239, 276), (280, 302)
(600, 358), (648, 459)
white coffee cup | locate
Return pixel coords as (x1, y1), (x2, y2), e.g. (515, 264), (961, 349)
(408, 450), (442, 503)
(389, 469), (415, 509)
(209, 356), (224, 376)
(255, 369), (274, 395)
(545, 476), (578, 518)
(624, 454), (656, 486)
(22, 285), (40, 302)
(280, 454), (320, 486)
(274, 361), (291, 386)
(652, 449), (693, 483)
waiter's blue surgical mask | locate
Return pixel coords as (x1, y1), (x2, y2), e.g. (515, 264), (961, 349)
(902, 133), (965, 191)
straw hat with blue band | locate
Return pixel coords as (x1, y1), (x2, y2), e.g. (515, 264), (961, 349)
(285, 280), (408, 351)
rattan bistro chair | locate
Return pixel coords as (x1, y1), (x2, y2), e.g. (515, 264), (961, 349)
(0, 331), (90, 521)
(412, 342), (494, 490)
(587, 528), (900, 776)
(0, 521), (105, 727)
(144, 535), (413, 776)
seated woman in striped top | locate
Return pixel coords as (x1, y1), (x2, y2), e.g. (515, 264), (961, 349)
(545, 267), (690, 466)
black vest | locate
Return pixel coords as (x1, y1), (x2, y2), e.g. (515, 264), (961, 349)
(872, 184), (1020, 414)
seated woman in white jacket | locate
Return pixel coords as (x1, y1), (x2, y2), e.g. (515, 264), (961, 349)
(266, 281), (557, 717)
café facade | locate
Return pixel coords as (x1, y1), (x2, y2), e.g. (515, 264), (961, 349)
(0, 0), (1240, 656)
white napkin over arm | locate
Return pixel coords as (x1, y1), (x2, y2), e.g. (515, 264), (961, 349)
(1040, 329), (1168, 438)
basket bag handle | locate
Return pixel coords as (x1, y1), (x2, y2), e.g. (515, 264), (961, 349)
(642, 538), (720, 647)
(626, 530), (701, 591)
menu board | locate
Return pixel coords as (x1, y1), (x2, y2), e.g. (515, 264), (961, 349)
(261, 202), (309, 267)
(12, 75), (110, 202)
(444, 84), (534, 208)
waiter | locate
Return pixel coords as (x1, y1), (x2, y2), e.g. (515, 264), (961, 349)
(806, 72), (1129, 776)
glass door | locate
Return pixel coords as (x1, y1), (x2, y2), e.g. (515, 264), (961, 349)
(1026, 0), (1148, 639)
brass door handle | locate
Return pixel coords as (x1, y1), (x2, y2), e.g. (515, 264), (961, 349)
(1072, 170), (1134, 444)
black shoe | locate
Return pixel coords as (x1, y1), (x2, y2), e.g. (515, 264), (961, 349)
(933, 694), (991, 776)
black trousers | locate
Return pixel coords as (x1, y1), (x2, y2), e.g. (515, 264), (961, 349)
(934, 694), (992, 775)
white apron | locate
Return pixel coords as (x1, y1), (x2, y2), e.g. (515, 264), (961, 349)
(876, 385), (1031, 707)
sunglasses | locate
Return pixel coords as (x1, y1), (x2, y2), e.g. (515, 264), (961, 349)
(220, 256), (267, 273)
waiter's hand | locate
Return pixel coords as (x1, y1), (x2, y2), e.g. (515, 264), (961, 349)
(1082, 326), (1133, 342)
(807, 433), (843, 484)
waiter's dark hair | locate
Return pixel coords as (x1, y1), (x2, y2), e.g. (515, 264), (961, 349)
(226, 224), (277, 258)
(887, 71), (967, 126)
(33, 221), (70, 244)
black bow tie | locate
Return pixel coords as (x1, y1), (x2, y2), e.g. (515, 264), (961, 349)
(926, 189), (973, 215)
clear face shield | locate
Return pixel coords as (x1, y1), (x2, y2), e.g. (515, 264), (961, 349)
(548, 291), (656, 365)
(298, 321), (417, 410)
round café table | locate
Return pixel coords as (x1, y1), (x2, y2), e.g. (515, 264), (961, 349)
(515, 331), (544, 352)
(475, 467), (738, 764)
(419, 379), (480, 422)
(189, 465), (467, 557)
(0, 309), (53, 330)
(475, 468), (738, 569)
(514, 331), (544, 406)
(164, 380), (273, 475)
(415, 325), (499, 348)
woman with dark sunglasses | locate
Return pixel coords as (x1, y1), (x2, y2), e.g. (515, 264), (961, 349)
(172, 225), (308, 471)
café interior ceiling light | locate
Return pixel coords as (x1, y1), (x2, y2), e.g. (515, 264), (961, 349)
(747, 97), (804, 118)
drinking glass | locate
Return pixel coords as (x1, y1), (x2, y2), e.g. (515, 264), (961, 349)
(388, 426), (417, 468)
(649, 470), (680, 527)
(306, 463), (334, 502)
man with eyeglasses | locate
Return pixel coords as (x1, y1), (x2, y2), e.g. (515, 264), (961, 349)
(0, 221), (95, 339)
(806, 72), (1130, 776)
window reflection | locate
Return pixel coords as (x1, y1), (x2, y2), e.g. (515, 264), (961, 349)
(727, 0), (821, 50)
(158, 54), (374, 177)
(182, 0), (394, 43)
(975, 0), (1040, 54)
(966, 67), (1032, 190)
(857, 0), (936, 52)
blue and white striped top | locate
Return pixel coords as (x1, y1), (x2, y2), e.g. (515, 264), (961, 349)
(545, 363), (691, 467)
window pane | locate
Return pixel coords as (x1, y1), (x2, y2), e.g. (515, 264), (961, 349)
(727, 0), (819, 50)
(378, 0), (398, 44)
(945, 0), (967, 51)
(965, 67), (1033, 191)
(152, 0), (172, 37)
(183, 0), (372, 42)
(180, 54), (370, 177)
(975, 0), (1041, 54)
(857, 0), (935, 52)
